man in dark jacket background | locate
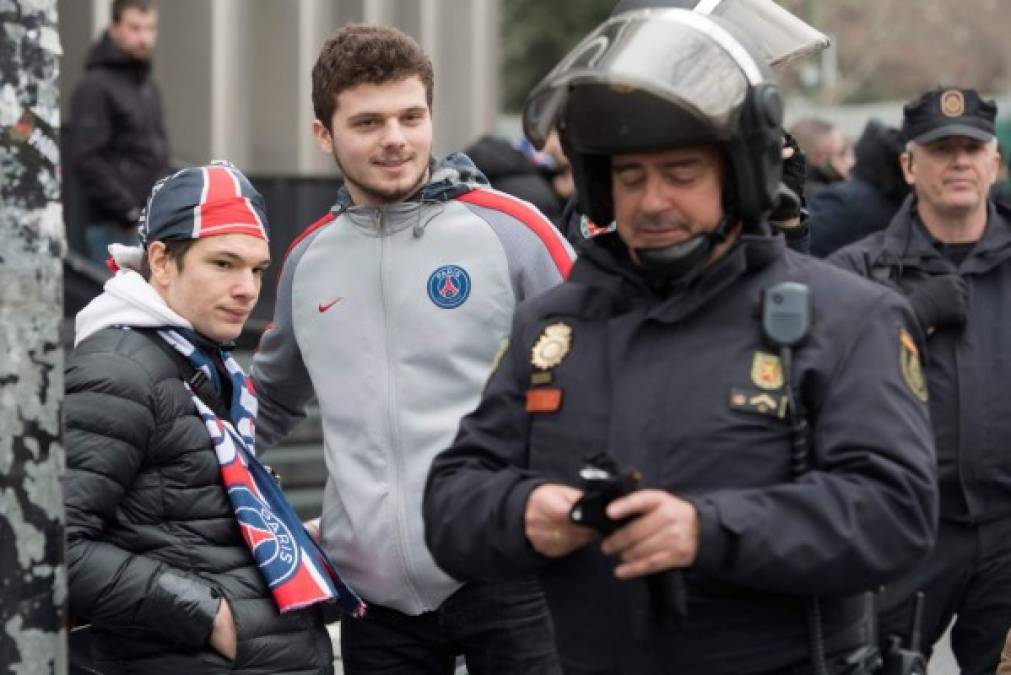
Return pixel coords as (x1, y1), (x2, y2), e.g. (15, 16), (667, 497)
(829, 87), (1011, 675)
(808, 119), (910, 257)
(69, 0), (169, 265)
(424, 9), (938, 674)
(64, 162), (337, 674)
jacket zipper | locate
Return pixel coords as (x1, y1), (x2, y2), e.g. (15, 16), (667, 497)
(378, 205), (428, 611)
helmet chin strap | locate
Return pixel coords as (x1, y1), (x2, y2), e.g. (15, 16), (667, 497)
(632, 212), (736, 286)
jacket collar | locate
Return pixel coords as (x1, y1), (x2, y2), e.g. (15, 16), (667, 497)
(570, 231), (785, 324)
(877, 196), (1011, 275)
(330, 152), (489, 215)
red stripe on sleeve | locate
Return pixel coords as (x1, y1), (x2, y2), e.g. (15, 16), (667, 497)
(456, 189), (573, 278)
(283, 212), (337, 261)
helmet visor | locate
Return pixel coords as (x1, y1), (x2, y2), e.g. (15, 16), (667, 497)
(701, 0), (830, 68)
(523, 9), (762, 149)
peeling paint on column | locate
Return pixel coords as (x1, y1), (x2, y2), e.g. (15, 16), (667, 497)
(0, 1), (67, 673)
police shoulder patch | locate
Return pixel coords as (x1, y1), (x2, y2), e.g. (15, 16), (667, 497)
(899, 328), (928, 402)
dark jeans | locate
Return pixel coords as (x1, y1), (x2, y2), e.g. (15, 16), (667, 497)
(878, 516), (1011, 675)
(341, 579), (561, 675)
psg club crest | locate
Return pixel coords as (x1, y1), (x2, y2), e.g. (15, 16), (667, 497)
(231, 485), (300, 587)
(427, 264), (471, 309)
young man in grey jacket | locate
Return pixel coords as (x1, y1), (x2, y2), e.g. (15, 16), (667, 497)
(251, 24), (574, 674)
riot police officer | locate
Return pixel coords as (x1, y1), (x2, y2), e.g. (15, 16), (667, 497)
(423, 8), (938, 674)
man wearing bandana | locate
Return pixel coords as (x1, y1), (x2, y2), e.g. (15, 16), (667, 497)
(64, 161), (349, 674)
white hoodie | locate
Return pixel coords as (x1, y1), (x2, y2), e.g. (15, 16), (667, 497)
(75, 270), (192, 346)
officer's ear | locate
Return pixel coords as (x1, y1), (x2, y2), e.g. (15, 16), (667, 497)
(899, 150), (916, 186)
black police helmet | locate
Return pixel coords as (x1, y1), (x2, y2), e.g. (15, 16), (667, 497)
(523, 9), (784, 230)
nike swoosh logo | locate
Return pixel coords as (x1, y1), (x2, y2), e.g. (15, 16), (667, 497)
(318, 297), (343, 313)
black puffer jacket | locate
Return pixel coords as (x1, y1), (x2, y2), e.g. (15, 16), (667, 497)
(64, 327), (333, 674)
(69, 33), (170, 225)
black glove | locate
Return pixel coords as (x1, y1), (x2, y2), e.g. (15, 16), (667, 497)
(907, 275), (969, 332)
(770, 131), (807, 224)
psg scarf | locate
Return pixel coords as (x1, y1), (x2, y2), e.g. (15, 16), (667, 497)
(157, 328), (366, 617)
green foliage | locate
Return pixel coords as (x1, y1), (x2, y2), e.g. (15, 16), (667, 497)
(500, 0), (616, 113)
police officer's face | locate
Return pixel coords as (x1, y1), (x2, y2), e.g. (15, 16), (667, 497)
(611, 146), (724, 252)
(312, 76), (433, 208)
(901, 136), (999, 219)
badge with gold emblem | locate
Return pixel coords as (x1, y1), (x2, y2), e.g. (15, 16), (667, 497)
(940, 89), (965, 118)
(900, 328), (928, 402)
(750, 351), (784, 391)
(531, 323), (572, 371)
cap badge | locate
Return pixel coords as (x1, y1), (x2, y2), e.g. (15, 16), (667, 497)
(531, 323), (572, 371)
(940, 90), (965, 118)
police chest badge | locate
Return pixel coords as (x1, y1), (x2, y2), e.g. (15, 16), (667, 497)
(750, 351), (784, 390)
(527, 323), (571, 413)
(900, 328), (928, 402)
(531, 323), (572, 370)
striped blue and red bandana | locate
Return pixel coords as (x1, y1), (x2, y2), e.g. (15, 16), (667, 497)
(157, 328), (366, 617)
(140, 160), (269, 246)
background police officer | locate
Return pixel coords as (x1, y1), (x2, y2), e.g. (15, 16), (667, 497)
(830, 87), (1011, 675)
(423, 8), (938, 675)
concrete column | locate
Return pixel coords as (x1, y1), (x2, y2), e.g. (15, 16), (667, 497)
(428, 0), (498, 156)
(297, 0), (336, 175)
(469, 0), (498, 144)
(56, 0), (100, 121)
(60, 0), (500, 174)
(153, 0), (213, 167)
(91, 0), (108, 40)
(363, 0), (395, 25)
(209, 0), (251, 166)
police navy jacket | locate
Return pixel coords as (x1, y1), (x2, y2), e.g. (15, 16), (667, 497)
(829, 197), (1011, 523)
(423, 231), (938, 674)
(65, 273), (333, 674)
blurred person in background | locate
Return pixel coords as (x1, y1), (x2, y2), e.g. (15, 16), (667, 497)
(466, 130), (574, 231)
(790, 117), (854, 197)
(808, 119), (910, 257)
(830, 87), (1011, 675)
(69, 0), (169, 266)
(991, 145), (1011, 207)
